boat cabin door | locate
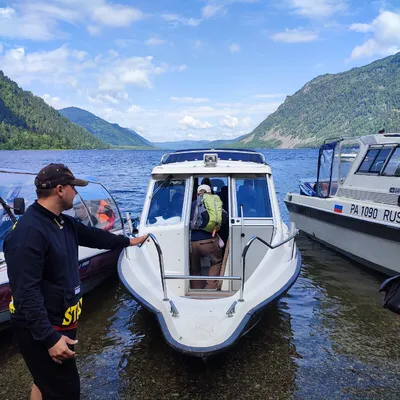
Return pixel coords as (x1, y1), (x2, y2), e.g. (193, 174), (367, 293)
(229, 175), (275, 291)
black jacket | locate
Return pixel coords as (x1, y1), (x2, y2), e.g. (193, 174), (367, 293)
(4, 201), (129, 349)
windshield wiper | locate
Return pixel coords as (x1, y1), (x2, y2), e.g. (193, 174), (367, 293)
(0, 196), (17, 224)
(150, 174), (172, 200)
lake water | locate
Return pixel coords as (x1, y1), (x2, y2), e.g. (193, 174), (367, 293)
(0, 149), (399, 400)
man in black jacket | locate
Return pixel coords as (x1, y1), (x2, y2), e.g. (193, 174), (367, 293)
(4, 163), (147, 400)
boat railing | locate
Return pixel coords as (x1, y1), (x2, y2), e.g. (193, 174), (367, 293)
(240, 224), (298, 302)
(148, 232), (242, 300)
(141, 226), (297, 318)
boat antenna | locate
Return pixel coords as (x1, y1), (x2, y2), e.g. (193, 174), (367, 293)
(0, 196), (17, 224)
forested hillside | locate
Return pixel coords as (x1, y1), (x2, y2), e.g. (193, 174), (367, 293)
(0, 72), (107, 150)
(59, 107), (152, 148)
(239, 52), (400, 148)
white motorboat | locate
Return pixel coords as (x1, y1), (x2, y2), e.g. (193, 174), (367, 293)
(119, 149), (301, 357)
(285, 133), (400, 276)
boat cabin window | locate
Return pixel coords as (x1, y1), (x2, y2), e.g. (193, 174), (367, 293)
(146, 179), (186, 226)
(194, 176), (228, 207)
(383, 147), (400, 176)
(357, 147), (393, 174)
(235, 177), (272, 218)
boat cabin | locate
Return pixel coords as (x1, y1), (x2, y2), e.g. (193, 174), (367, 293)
(300, 134), (400, 203)
(138, 149), (283, 296)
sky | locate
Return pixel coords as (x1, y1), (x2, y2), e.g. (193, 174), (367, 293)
(0, 0), (400, 143)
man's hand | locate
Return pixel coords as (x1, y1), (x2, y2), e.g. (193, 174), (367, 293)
(48, 335), (78, 364)
(129, 234), (149, 247)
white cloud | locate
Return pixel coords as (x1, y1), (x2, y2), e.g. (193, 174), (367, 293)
(194, 40), (204, 49)
(179, 115), (212, 129)
(0, 45), (92, 85)
(170, 64), (187, 72)
(241, 117), (253, 127)
(72, 50), (88, 61)
(114, 38), (136, 48)
(170, 97), (209, 103)
(271, 28), (318, 43)
(229, 43), (240, 53)
(168, 101), (282, 120)
(42, 94), (61, 106)
(219, 115), (238, 128)
(0, 6), (59, 41)
(0, 43), (3, 54)
(91, 4), (145, 27)
(0, 1), (146, 41)
(219, 115), (254, 129)
(161, 13), (201, 27)
(127, 105), (144, 113)
(349, 11), (400, 59)
(42, 93), (72, 109)
(88, 92), (128, 104)
(73, 98), (282, 142)
(87, 25), (102, 36)
(133, 125), (146, 134)
(97, 56), (168, 92)
(23, 3), (81, 23)
(253, 93), (286, 99)
(0, 7), (16, 19)
(201, 0), (257, 18)
(108, 49), (119, 57)
(288, 0), (347, 19)
(349, 23), (373, 33)
(202, 4), (225, 18)
(145, 37), (166, 46)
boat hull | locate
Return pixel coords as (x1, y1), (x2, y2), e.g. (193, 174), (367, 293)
(286, 201), (400, 276)
(118, 249), (302, 358)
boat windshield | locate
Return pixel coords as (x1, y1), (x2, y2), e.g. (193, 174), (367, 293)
(330, 142), (360, 196)
(316, 143), (336, 198)
(0, 170), (122, 252)
(383, 148), (400, 176)
(313, 140), (360, 198)
(0, 171), (37, 252)
(146, 179), (186, 226)
(66, 183), (122, 232)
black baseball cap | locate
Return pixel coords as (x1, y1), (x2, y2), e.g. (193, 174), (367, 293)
(35, 163), (88, 189)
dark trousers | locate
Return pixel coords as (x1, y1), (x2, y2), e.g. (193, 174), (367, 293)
(190, 237), (222, 289)
(14, 327), (80, 400)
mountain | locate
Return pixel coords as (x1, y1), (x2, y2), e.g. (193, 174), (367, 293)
(59, 107), (152, 149)
(153, 135), (247, 150)
(239, 52), (400, 148)
(0, 72), (107, 150)
(152, 140), (211, 150)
